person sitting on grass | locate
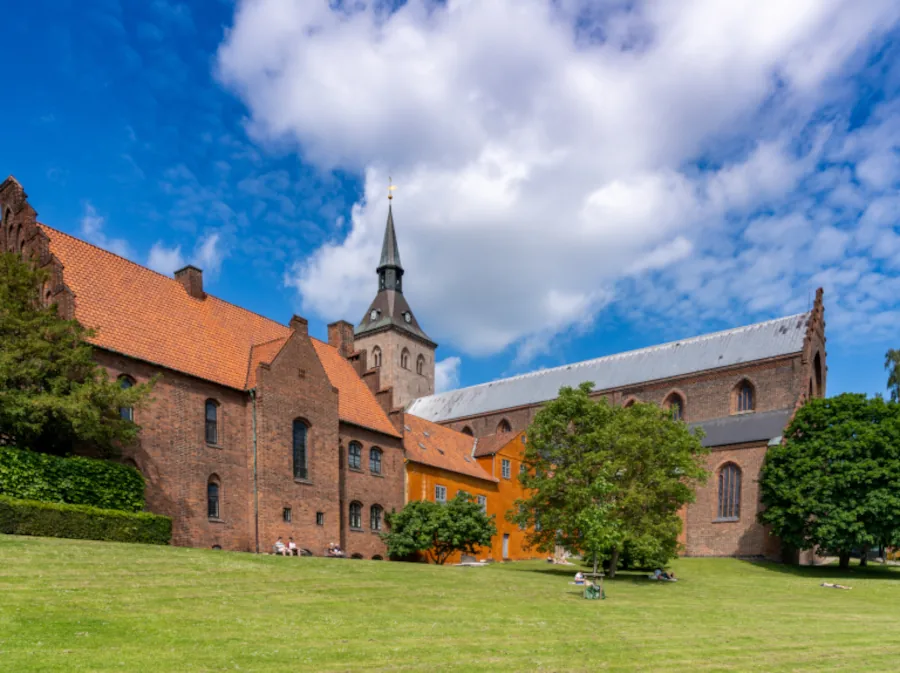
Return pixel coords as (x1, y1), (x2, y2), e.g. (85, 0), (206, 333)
(274, 537), (288, 556)
(574, 571), (585, 585)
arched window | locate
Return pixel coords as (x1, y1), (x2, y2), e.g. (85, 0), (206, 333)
(205, 399), (219, 445)
(349, 501), (362, 529)
(118, 376), (135, 421)
(665, 393), (684, 421)
(416, 354), (425, 375)
(372, 346), (382, 368)
(497, 419), (511, 434)
(370, 504), (383, 531)
(814, 352), (823, 398)
(372, 555), (383, 561)
(293, 420), (308, 480)
(15, 224), (23, 252)
(717, 463), (741, 520)
(734, 381), (755, 413)
(369, 447), (382, 474)
(207, 477), (221, 520)
(351, 553), (364, 560)
(461, 426), (474, 437)
(623, 398), (637, 408)
(348, 441), (362, 470)
(401, 348), (410, 370)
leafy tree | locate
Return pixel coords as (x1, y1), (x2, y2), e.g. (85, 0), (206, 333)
(759, 393), (900, 569)
(0, 252), (153, 455)
(886, 349), (900, 402)
(383, 494), (496, 564)
(510, 383), (708, 577)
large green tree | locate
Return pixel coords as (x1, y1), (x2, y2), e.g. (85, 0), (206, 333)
(510, 383), (708, 577)
(383, 494), (496, 564)
(759, 393), (900, 569)
(0, 252), (153, 455)
(886, 349), (900, 402)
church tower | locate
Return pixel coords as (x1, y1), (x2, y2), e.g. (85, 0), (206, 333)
(354, 195), (437, 408)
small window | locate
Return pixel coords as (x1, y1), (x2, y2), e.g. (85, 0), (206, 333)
(207, 479), (220, 520)
(372, 555), (383, 561)
(717, 463), (742, 520)
(351, 553), (364, 560)
(735, 381), (754, 413)
(476, 495), (487, 513)
(497, 419), (511, 434)
(205, 399), (219, 444)
(316, 512), (324, 526)
(520, 464), (526, 474)
(212, 545), (222, 550)
(369, 447), (382, 474)
(348, 442), (362, 470)
(283, 507), (292, 523)
(370, 505), (383, 531)
(416, 354), (425, 375)
(372, 346), (382, 368)
(118, 376), (135, 421)
(435, 485), (447, 504)
(461, 426), (474, 436)
(349, 502), (362, 529)
(401, 348), (410, 370)
(665, 393), (684, 421)
(293, 420), (308, 480)
(501, 459), (511, 480)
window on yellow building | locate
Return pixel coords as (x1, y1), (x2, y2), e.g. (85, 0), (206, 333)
(435, 485), (447, 504)
(501, 459), (511, 479)
(476, 495), (487, 513)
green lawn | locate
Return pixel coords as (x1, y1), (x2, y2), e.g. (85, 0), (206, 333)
(2, 536), (900, 672)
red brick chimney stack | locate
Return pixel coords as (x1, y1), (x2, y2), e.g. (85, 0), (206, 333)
(289, 314), (308, 336)
(174, 265), (204, 299)
(327, 320), (355, 358)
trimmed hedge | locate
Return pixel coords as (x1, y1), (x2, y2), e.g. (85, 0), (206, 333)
(0, 446), (144, 512)
(0, 495), (171, 545)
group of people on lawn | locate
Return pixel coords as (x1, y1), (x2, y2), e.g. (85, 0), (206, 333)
(272, 536), (346, 558)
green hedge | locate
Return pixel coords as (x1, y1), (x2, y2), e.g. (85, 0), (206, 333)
(0, 495), (171, 545)
(0, 446), (144, 512)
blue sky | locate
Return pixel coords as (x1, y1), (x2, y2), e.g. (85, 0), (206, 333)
(3, 0), (899, 398)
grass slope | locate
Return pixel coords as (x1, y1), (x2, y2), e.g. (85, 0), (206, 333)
(2, 536), (900, 672)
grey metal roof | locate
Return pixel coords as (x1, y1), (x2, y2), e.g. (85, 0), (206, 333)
(378, 204), (402, 271)
(407, 312), (810, 422)
(690, 408), (793, 447)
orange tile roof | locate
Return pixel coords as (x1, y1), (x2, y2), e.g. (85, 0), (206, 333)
(40, 224), (399, 437)
(404, 414), (497, 482)
(472, 431), (522, 457)
(311, 339), (400, 438)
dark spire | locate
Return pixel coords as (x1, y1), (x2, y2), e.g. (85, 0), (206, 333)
(376, 201), (404, 294)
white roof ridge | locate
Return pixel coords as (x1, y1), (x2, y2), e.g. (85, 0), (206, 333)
(416, 311), (810, 403)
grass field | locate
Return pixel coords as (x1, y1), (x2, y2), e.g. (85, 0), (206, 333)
(2, 536), (900, 672)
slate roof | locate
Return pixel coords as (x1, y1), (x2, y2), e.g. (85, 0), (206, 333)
(355, 289), (435, 345)
(403, 414), (497, 482)
(690, 408), (793, 447)
(41, 224), (399, 438)
(407, 313), (811, 422)
(378, 204), (402, 271)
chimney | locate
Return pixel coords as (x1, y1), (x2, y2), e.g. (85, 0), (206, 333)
(290, 314), (308, 336)
(175, 265), (204, 299)
(328, 320), (355, 358)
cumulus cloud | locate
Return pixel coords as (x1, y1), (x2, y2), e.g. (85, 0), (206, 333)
(435, 356), (462, 393)
(80, 203), (132, 259)
(218, 0), (900, 360)
(147, 232), (227, 277)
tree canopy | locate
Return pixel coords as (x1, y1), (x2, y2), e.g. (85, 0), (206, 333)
(0, 252), (153, 455)
(759, 393), (900, 568)
(886, 349), (900, 402)
(510, 383), (708, 576)
(383, 494), (496, 564)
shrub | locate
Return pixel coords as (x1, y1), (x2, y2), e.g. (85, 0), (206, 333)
(0, 495), (171, 545)
(0, 446), (145, 512)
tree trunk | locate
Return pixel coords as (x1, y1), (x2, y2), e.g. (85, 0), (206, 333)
(608, 547), (619, 578)
(838, 552), (850, 569)
(859, 546), (868, 567)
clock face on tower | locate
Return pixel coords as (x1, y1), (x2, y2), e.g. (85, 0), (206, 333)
(403, 312), (411, 323)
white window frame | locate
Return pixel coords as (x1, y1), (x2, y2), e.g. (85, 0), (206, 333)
(501, 459), (511, 480)
(435, 484), (447, 504)
(476, 495), (487, 513)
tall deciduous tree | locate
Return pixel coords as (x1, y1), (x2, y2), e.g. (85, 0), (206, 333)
(0, 252), (153, 455)
(510, 383), (708, 577)
(886, 349), (900, 402)
(759, 394), (900, 569)
(383, 494), (496, 564)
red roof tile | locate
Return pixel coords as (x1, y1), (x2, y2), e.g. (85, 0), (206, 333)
(404, 415), (497, 482)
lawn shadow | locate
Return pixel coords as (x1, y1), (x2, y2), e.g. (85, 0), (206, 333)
(499, 562), (673, 586)
(743, 558), (900, 581)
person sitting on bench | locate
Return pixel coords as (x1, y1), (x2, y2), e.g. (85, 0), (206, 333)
(288, 538), (298, 556)
(273, 537), (288, 556)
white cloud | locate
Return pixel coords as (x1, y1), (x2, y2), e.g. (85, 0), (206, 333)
(80, 203), (132, 259)
(147, 242), (185, 276)
(435, 356), (462, 393)
(219, 0), (900, 359)
(147, 232), (226, 278)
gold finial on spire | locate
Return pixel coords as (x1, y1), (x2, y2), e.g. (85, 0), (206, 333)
(388, 176), (397, 201)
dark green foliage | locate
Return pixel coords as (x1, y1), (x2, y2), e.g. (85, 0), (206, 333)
(0, 495), (171, 544)
(383, 494), (497, 564)
(0, 446), (145, 512)
(759, 393), (900, 568)
(886, 349), (900, 402)
(510, 383), (708, 576)
(0, 252), (154, 455)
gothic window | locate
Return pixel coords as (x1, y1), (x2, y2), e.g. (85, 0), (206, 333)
(501, 459), (511, 479)
(401, 348), (411, 370)
(372, 346), (382, 368)
(665, 393), (684, 421)
(717, 463), (741, 520)
(814, 352), (823, 397)
(293, 420), (308, 480)
(205, 399), (219, 445)
(416, 354), (425, 375)
(734, 381), (755, 413)
(370, 504), (383, 531)
(461, 426), (474, 436)
(623, 398), (637, 408)
(207, 477), (221, 520)
(369, 447), (382, 474)
(118, 376), (135, 422)
(497, 419), (511, 434)
(349, 501), (362, 529)
(348, 441), (362, 470)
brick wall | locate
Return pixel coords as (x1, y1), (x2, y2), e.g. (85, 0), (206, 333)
(355, 329), (435, 408)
